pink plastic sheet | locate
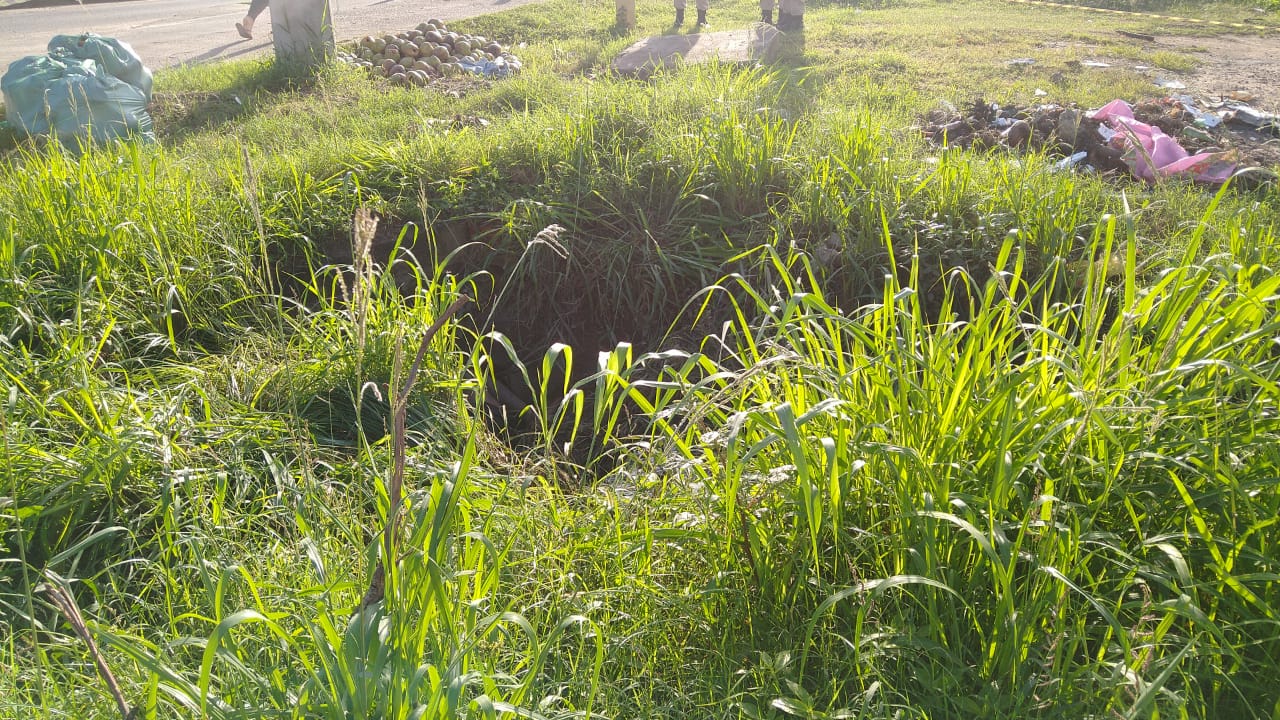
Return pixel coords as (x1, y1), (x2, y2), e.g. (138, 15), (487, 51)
(1088, 99), (1237, 184)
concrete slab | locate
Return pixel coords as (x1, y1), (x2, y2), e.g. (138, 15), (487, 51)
(612, 23), (784, 79)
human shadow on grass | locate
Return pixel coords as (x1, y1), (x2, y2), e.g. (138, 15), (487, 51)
(148, 60), (326, 144)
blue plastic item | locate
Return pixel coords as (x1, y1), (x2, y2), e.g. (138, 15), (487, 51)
(1, 33), (154, 147)
(456, 56), (521, 79)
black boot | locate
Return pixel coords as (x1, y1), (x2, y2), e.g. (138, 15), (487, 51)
(675, 7), (684, 24)
(697, 9), (707, 25)
(761, 8), (773, 23)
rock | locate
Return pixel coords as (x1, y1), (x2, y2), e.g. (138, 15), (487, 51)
(612, 24), (783, 79)
(1057, 108), (1081, 147)
(1003, 119), (1032, 148)
(1233, 167), (1277, 191)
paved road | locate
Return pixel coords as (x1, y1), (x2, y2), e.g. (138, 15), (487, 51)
(0, 0), (548, 75)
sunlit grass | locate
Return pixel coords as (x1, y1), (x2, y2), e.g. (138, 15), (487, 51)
(1, 0), (1279, 718)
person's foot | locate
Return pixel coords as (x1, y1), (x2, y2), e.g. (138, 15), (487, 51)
(674, 7), (684, 25)
(236, 21), (253, 40)
(696, 9), (706, 25)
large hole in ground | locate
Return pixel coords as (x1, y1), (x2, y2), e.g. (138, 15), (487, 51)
(308, 213), (744, 467)
(303, 211), (1074, 475)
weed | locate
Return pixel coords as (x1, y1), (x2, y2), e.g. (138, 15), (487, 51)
(2, 1), (1278, 718)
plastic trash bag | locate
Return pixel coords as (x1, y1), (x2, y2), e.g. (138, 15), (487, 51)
(1, 33), (154, 148)
(1089, 99), (1236, 185)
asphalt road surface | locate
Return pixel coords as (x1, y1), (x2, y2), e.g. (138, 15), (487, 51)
(0, 0), (551, 75)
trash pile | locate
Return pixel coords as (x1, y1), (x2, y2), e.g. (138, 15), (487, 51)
(1, 33), (154, 148)
(1186, 92), (1280, 137)
(337, 19), (523, 88)
(1089, 98), (1236, 184)
(921, 95), (1279, 186)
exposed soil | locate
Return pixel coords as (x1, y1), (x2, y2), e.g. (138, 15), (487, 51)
(1159, 34), (1280, 114)
(1153, 34), (1280, 168)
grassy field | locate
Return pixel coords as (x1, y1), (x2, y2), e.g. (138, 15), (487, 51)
(2, 0), (1279, 718)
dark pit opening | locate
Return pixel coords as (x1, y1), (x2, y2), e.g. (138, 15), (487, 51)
(307, 212), (743, 475)
(300, 210), (1083, 478)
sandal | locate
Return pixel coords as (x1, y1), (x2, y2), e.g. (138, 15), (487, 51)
(236, 22), (253, 40)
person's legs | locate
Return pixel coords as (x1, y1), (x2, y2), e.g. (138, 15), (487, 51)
(760, 0), (775, 24)
(777, 0), (804, 30)
(695, 0), (708, 25)
(237, 0), (269, 39)
(673, 0), (685, 25)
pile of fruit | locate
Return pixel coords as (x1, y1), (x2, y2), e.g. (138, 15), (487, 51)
(337, 19), (522, 87)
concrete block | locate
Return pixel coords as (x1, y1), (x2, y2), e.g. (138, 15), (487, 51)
(612, 23), (783, 79)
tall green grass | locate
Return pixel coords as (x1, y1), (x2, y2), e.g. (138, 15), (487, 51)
(2, 1), (1279, 717)
(454, 189), (1279, 717)
(602, 208), (1279, 715)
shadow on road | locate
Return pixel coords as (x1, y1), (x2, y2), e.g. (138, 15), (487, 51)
(190, 40), (267, 64)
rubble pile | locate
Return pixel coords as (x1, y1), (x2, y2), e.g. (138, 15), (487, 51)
(337, 19), (523, 88)
(922, 98), (1127, 172)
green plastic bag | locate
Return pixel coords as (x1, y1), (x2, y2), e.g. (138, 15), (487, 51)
(1, 33), (154, 147)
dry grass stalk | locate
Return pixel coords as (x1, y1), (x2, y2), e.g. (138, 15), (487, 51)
(361, 294), (471, 609)
(41, 572), (133, 720)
